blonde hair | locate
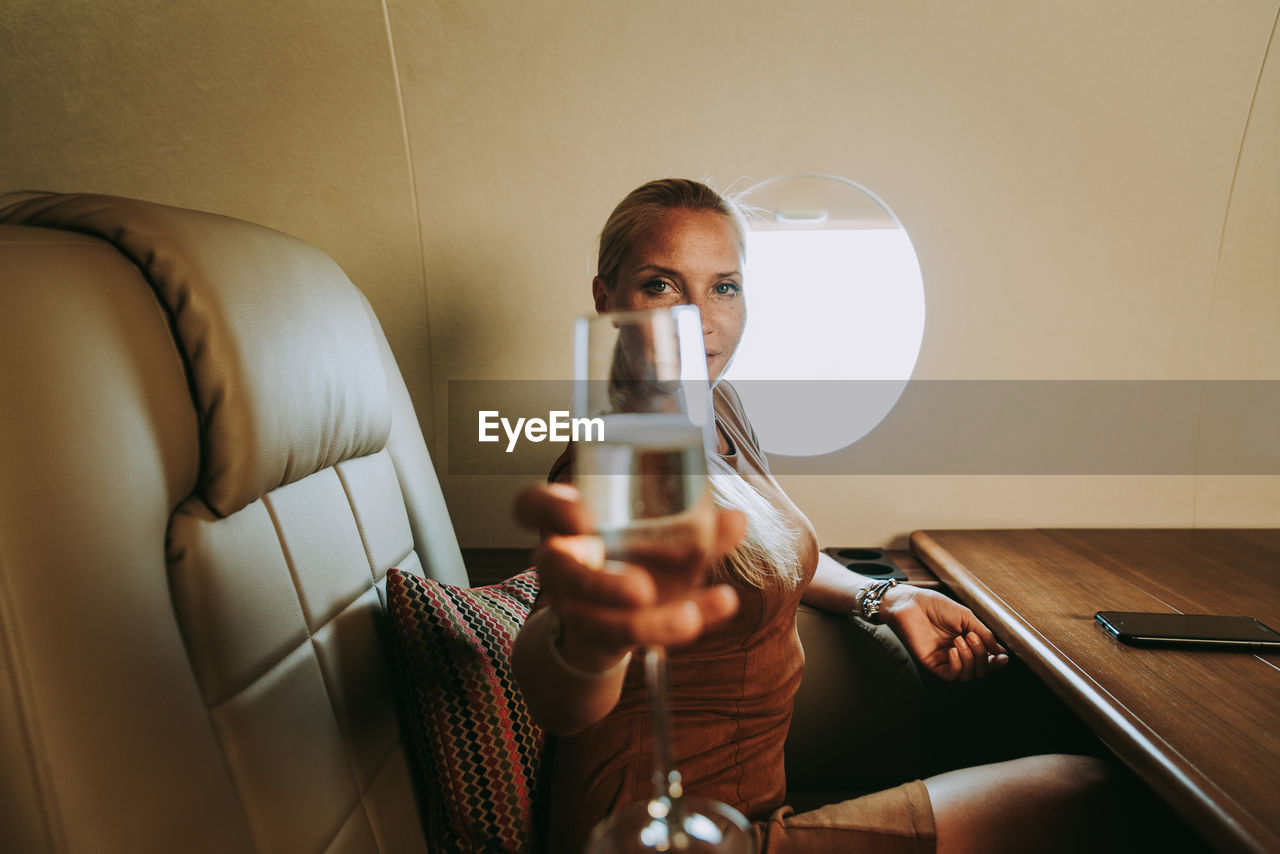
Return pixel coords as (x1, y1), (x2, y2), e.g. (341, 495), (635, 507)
(598, 178), (801, 589)
(706, 454), (802, 589)
(596, 178), (749, 289)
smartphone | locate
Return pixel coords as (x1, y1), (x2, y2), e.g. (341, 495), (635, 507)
(1095, 611), (1280, 650)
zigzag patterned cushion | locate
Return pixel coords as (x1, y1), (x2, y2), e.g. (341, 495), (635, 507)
(387, 568), (544, 853)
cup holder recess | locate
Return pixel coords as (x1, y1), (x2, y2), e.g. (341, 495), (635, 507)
(834, 548), (883, 561)
(822, 547), (908, 582)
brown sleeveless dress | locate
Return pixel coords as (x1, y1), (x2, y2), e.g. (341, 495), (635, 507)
(543, 382), (935, 854)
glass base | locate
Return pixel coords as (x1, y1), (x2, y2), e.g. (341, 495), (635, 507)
(585, 796), (755, 854)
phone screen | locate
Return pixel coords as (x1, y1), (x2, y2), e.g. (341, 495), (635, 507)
(1095, 611), (1280, 649)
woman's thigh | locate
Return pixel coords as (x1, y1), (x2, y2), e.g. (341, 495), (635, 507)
(924, 754), (1130, 854)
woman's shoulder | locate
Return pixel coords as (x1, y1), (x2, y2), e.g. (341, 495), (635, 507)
(714, 380), (748, 422)
(714, 381), (761, 450)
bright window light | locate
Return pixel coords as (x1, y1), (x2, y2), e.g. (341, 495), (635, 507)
(724, 224), (925, 457)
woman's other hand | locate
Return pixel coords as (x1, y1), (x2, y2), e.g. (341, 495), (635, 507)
(513, 482), (744, 676)
(880, 586), (1010, 682)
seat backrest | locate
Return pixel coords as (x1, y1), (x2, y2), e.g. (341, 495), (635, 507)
(0, 192), (468, 854)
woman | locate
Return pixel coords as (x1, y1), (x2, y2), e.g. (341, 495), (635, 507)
(511, 179), (1120, 853)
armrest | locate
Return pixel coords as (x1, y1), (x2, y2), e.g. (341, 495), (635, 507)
(785, 604), (928, 801)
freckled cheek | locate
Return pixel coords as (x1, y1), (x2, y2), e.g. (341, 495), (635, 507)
(608, 290), (647, 312)
(706, 305), (746, 348)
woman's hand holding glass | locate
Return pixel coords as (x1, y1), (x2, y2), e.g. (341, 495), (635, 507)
(514, 481), (744, 676)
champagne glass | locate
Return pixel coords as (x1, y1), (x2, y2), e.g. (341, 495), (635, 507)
(575, 305), (755, 854)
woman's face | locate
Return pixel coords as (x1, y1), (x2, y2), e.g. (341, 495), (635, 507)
(594, 207), (746, 384)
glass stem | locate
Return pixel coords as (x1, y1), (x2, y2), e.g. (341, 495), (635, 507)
(644, 644), (683, 806)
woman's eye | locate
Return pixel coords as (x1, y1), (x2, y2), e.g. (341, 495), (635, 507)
(714, 281), (742, 295)
(645, 279), (673, 294)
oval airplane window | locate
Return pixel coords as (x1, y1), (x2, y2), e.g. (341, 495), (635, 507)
(723, 174), (925, 457)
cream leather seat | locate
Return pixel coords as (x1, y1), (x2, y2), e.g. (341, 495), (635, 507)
(0, 192), (461, 854)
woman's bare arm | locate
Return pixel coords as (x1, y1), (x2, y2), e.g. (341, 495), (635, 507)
(803, 552), (1009, 681)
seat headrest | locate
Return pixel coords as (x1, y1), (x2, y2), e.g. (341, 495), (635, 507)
(0, 191), (392, 516)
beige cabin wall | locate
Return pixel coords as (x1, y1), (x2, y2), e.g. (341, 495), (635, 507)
(3, 1), (1276, 548)
(1191, 8), (1280, 529)
(0, 0), (434, 442)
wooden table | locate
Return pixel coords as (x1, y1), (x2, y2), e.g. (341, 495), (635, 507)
(910, 529), (1280, 854)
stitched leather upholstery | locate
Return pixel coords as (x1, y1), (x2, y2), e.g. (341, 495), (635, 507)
(0, 193), (466, 854)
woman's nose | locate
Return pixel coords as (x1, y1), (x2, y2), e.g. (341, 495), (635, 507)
(681, 291), (708, 313)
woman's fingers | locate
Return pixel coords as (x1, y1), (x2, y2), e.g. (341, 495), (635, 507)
(560, 584), (739, 651)
(535, 535), (656, 608)
(535, 525), (741, 656)
(951, 635), (976, 681)
(944, 646), (961, 680)
(518, 485), (744, 574)
(937, 635), (1008, 681)
(513, 482), (592, 536)
(959, 618), (1009, 674)
(964, 632), (989, 679)
(968, 622), (1002, 656)
(953, 604), (1009, 676)
(520, 483), (745, 661)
